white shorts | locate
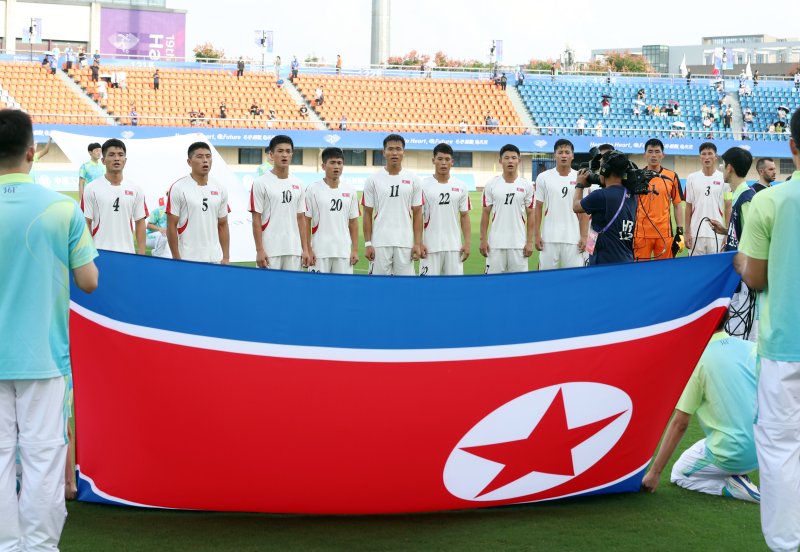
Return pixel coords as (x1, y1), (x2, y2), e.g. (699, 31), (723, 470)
(146, 233), (170, 258)
(369, 247), (414, 276)
(538, 242), (584, 270)
(0, 377), (68, 551)
(670, 439), (744, 497)
(267, 255), (302, 271)
(485, 249), (528, 274)
(419, 251), (463, 276)
(691, 236), (720, 256)
(755, 358), (800, 552)
(308, 257), (353, 274)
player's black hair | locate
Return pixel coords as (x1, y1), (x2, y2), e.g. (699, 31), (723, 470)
(644, 138), (664, 152)
(268, 135), (294, 152)
(499, 144), (520, 157)
(88, 142), (102, 152)
(102, 138), (127, 157)
(321, 147), (344, 163)
(0, 109), (33, 168)
(187, 141), (211, 158)
(791, 109), (800, 145)
(383, 133), (405, 149)
(756, 157), (774, 172)
(553, 139), (574, 153)
(433, 143), (454, 157)
(599, 151), (630, 179)
(721, 147), (753, 178)
(699, 142), (717, 154)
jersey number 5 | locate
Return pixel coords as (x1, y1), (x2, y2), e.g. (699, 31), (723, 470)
(202, 198), (209, 211)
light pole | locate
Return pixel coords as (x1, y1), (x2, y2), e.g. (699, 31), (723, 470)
(29, 18), (36, 62)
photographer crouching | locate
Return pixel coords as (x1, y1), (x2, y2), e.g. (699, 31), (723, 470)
(572, 150), (638, 265)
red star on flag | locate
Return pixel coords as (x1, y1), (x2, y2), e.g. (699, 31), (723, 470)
(461, 389), (627, 498)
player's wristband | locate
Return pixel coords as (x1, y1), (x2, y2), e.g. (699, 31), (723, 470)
(364, 241), (372, 247)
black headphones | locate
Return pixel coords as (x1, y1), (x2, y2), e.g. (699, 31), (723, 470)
(598, 151), (632, 178)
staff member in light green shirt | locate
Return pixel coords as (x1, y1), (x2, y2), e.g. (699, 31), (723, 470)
(736, 108), (800, 552)
(641, 316), (759, 503)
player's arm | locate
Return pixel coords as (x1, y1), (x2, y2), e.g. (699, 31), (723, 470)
(479, 205), (491, 257)
(218, 216), (230, 264)
(78, 177), (86, 200)
(362, 206), (374, 261)
(37, 137), (52, 160)
(641, 409), (691, 493)
(723, 197), (732, 228)
(298, 212), (312, 267)
(672, 174), (685, 231)
(533, 201), (545, 251)
(578, 213), (589, 252)
(73, 262), (99, 293)
(459, 210), (471, 262)
(251, 212), (268, 267)
(685, 202), (694, 249)
(166, 213), (181, 260)
(524, 205), (535, 258)
(573, 169), (589, 214)
(349, 217), (359, 266)
(412, 205), (423, 260)
(134, 217), (146, 255)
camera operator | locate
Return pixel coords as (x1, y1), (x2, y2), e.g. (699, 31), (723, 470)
(573, 151), (637, 265)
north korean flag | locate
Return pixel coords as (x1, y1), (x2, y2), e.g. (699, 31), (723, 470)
(70, 252), (740, 514)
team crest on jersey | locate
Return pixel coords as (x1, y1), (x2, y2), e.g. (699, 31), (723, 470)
(124, 190), (134, 196)
(210, 191), (219, 196)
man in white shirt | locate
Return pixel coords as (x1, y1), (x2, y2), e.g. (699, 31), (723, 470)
(419, 143), (471, 276)
(685, 142), (732, 255)
(167, 142), (230, 263)
(480, 144), (535, 274)
(250, 135), (310, 270)
(82, 138), (147, 254)
(534, 139), (586, 269)
(362, 134), (423, 275)
(304, 147), (359, 273)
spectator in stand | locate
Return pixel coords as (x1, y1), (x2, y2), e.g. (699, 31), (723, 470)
(93, 50), (100, 64)
(219, 101), (227, 119)
(78, 47), (86, 67)
(794, 70), (800, 90)
(90, 60), (99, 83)
(290, 56), (299, 81)
(267, 109), (277, 122)
(595, 121), (603, 137)
(339, 114), (347, 131)
(97, 79), (107, 101)
(516, 67), (525, 86)
(153, 69), (160, 93)
(237, 57), (245, 78)
(645, 104), (653, 116)
(550, 62), (556, 81)
(686, 69), (692, 86)
(129, 106), (138, 126)
(753, 69), (760, 87)
(188, 109), (198, 125)
(274, 55), (281, 78)
(459, 119), (468, 133)
(606, 67), (612, 84)
(315, 86), (324, 106)
(637, 88), (646, 101)
(601, 97), (610, 116)
(250, 101), (263, 118)
(48, 56), (56, 75)
(499, 73), (507, 90)
(633, 104), (641, 117)
(723, 106), (732, 129)
(197, 110), (207, 126)
(64, 46), (74, 71)
(576, 115), (586, 135)
(299, 105), (308, 118)
(336, 54), (342, 75)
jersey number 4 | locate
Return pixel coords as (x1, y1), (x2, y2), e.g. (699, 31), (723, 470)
(112, 197), (120, 212)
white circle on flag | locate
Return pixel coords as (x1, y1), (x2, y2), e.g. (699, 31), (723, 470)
(443, 382), (632, 502)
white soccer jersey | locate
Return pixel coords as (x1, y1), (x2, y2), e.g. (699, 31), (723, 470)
(250, 173), (305, 257)
(482, 175), (534, 250)
(534, 168), (580, 244)
(82, 177), (147, 253)
(685, 170), (730, 239)
(421, 176), (470, 253)
(167, 175), (229, 262)
(361, 168), (423, 248)
(305, 179), (359, 259)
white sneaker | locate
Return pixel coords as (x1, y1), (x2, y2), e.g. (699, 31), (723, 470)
(723, 474), (760, 504)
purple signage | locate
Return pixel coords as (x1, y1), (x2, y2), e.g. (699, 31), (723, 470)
(100, 8), (185, 60)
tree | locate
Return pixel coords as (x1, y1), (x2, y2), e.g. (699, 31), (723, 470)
(586, 51), (654, 74)
(386, 50), (431, 68)
(525, 58), (557, 72)
(193, 42), (224, 63)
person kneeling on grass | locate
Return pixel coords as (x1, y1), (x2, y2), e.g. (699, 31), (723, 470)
(641, 315), (760, 503)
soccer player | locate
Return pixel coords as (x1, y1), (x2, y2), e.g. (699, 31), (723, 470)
(633, 139), (685, 261)
(480, 144), (534, 274)
(752, 157), (776, 193)
(362, 134), (423, 276)
(77, 142), (105, 199)
(304, 147), (359, 273)
(250, 135), (309, 270)
(167, 142), (230, 263)
(736, 109), (800, 552)
(533, 139), (585, 269)
(641, 316), (759, 503)
(419, 143), (471, 276)
(685, 143), (731, 255)
(0, 108), (98, 551)
(82, 139), (147, 254)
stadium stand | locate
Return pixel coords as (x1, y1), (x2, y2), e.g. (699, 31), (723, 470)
(519, 77), (733, 139)
(0, 62), (106, 124)
(67, 65), (318, 129)
(739, 84), (799, 140)
(292, 74), (524, 133)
